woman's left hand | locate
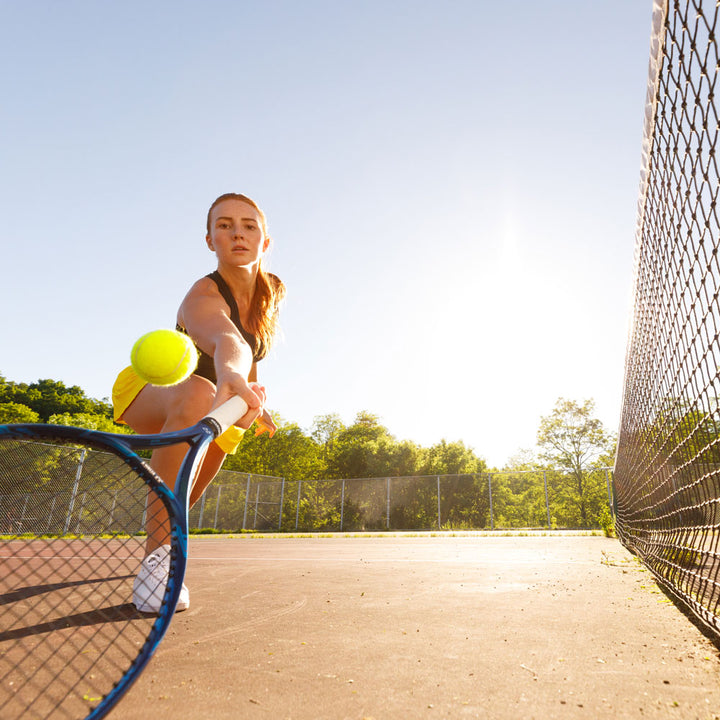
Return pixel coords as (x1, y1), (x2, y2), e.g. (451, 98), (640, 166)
(245, 383), (277, 437)
(254, 407), (276, 437)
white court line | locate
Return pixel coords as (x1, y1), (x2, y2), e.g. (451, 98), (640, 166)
(188, 556), (597, 565)
(1, 554), (141, 561)
(2, 554), (598, 565)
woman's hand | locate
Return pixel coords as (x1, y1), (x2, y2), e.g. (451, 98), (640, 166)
(254, 406), (277, 437)
(246, 383), (277, 437)
(214, 375), (276, 436)
(213, 371), (263, 428)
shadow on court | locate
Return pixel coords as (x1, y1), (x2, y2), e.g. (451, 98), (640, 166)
(117, 535), (720, 720)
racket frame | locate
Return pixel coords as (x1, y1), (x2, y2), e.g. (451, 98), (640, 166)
(0, 395), (247, 719)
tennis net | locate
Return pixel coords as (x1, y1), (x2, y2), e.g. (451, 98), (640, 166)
(614, 0), (720, 638)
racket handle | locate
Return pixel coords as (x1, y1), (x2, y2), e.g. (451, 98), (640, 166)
(205, 396), (249, 436)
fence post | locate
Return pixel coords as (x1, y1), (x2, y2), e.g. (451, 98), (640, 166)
(75, 492), (87, 533)
(64, 448), (87, 534)
(46, 496), (57, 533)
(253, 483), (260, 530)
(278, 478), (285, 531)
(488, 474), (494, 530)
(340, 479), (346, 532)
(109, 490), (118, 529)
(242, 475), (251, 530)
(197, 492), (207, 528)
(437, 475), (442, 529)
(18, 495), (29, 532)
(214, 485), (222, 529)
(386, 477), (391, 529)
(543, 471), (551, 528)
(295, 480), (302, 530)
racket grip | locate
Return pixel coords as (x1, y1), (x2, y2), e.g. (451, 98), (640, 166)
(205, 396), (249, 436)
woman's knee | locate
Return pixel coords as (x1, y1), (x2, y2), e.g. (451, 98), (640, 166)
(122, 377), (216, 433)
(163, 378), (216, 429)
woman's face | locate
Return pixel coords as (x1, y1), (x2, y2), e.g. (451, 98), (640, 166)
(206, 199), (269, 268)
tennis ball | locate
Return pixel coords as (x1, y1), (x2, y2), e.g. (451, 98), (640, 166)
(130, 329), (198, 386)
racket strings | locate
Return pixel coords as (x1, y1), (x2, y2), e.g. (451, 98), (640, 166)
(0, 437), (174, 719)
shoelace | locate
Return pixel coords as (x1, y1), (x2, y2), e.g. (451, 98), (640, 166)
(144, 552), (169, 580)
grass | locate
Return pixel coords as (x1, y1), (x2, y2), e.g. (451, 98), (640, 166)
(188, 529), (606, 540)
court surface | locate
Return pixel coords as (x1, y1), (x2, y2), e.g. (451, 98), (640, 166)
(116, 534), (720, 720)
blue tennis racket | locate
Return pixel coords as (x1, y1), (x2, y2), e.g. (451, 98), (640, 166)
(0, 395), (248, 720)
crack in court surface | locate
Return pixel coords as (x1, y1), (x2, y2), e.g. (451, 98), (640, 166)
(195, 596), (308, 643)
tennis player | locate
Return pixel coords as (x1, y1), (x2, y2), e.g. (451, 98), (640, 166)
(112, 193), (285, 613)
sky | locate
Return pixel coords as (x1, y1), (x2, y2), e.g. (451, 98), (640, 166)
(0, 1), (654, 468)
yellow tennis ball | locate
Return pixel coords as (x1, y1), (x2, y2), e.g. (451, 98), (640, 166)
(130, 329), (198, 386)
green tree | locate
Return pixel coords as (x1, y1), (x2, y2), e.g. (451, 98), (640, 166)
(0, 375), (112, 421)
(225, 415), (324, 482)
(415, 440), (489, 529)
(421, 439), (485, 475)
(537, 398), (614, 527)
(488, 452), (552, 529)
(48, 412), (133, 434)
(325, 412), (396, 479)
(0, 402), (40, 423)
(310, 413), (345, 465)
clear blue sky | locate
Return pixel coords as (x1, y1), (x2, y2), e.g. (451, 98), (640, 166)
(0, 1), (653, 467)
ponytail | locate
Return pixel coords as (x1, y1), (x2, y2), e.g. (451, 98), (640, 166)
(248, 264), (285, 354)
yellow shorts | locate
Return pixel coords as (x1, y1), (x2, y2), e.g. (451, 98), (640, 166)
(111, 366), (245, 454)
(112, 366), (148, 423)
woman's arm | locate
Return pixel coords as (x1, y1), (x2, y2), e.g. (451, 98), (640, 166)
(248, 365), (276, 436)
(177, 277), (262, 426)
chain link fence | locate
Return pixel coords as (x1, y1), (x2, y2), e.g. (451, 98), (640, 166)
(230, 468), (614, 532)
(0, 442), (613, 534)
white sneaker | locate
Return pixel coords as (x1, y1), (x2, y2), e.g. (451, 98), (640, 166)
(133, 544), (189, 613)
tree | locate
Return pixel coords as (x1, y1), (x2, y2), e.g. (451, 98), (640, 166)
(421, 439), (485, 475)
(0, 402), (40, 423)
(488, 452), (550, 529)
(0, 375), (112, 421)
(309, 412), (344, 472)
(537, 398), (614, 526)
(225, 414), (324, 482)
(324, 412), (397, 479)
(48, 412), (133, 433)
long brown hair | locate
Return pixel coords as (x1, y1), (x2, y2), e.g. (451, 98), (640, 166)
(206, 193), (286, 354)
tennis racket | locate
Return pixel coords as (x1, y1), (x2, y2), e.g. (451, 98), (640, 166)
(0, 395), (248, 720)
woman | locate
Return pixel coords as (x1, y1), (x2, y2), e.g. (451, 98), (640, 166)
(112, 192), (285, 613)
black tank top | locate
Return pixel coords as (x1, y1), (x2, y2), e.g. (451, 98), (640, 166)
(177, 271), (266, 384)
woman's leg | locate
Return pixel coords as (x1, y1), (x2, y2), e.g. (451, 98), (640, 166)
(120, 376), (218, 552)
(188, 444), (228, 507)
